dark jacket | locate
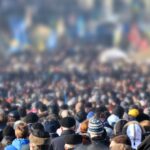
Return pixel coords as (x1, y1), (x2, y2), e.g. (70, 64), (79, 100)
(86, 140), (109, 150)
(137, 135), (150, 150)
(75, 144), (89, 150)
(50, 130), (75, 150)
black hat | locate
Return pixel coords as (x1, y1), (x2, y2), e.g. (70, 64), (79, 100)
(112, 105), (124, 119)
(75, 111), (86, 123)
(64, 134), (82, 145)
(31, 123), (45, 132)
(44, 120), (60, 133)
(24, 113), (39, 124)
(60, 117), (76, 128)
(8, 111), (20, 121)
(85, 102), (92, 108)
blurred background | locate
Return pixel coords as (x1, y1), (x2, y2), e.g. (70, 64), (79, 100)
(0, 0), (150, 62)
(0, 0), (150, 114)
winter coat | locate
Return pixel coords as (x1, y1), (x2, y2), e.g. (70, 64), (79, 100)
(137, 135), (150, 150)
(86, 140), (109, 150)
(11, 138), (29, 150)
(50, 130), (75, 150)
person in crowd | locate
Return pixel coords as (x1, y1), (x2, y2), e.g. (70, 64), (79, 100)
(50, 117), (76, 150)
(29, 124), (50, 150)
(1, 125), (15, 149)
(5, 122), (29, 150)
(113, 119), (128, 136)
(122, 121), (145, 150)
(64, 134), (82, 150)
(86, 118), (109, 150)
(110, 135), (132, 150)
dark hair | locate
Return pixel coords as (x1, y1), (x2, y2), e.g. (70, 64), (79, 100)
(75, 111), (86, 123)
(18, 107), (26, 118)
(3, 125), (15, 137)
(31, 123), (45, 132)
(38, 104), (48, 112)
(25, 113), (39, 124)
(112, 105), (124, 119)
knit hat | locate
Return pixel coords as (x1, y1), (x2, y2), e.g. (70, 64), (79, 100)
(128, 109), (139, 118)
(60, 117), (76, 128)
(88, 118), (104, 135)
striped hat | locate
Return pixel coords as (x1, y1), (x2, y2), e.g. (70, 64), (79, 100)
(88, 118), (104, 135)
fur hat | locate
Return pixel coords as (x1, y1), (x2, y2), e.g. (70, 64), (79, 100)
(29, 134), (50, 145)
(29, 126), (50, 146)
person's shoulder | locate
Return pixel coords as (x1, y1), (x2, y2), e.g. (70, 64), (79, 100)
(21, 144), (30, 150)
(87, 142), (109, 150)
(4, 145), (17, 150)
(51, 135), (63, 144)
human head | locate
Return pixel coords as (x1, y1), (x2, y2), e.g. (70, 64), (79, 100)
(29, 128), (50, 150)
(60, 117), (76, 131)
(88, 118), (106, 140)
(15, 122), (29, 139)
(128, 108), (139, 121)
(64, 134), (82, 150)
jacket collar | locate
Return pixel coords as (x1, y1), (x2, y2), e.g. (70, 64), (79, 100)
(61, 130), (75, 136)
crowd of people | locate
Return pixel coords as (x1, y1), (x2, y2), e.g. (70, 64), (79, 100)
(0, 49), (149, 150)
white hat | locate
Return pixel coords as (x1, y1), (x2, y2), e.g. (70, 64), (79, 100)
(107, 114), (119, 127)
(126, 123), (142, 149)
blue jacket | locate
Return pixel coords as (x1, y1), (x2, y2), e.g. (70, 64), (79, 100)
(12, 138), (29, 150)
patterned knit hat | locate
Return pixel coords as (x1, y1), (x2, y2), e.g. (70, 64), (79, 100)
(88, 118), (104, 135)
